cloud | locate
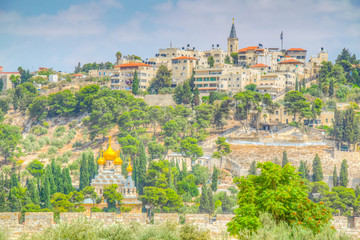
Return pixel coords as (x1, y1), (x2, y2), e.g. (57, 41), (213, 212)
(0, 0), (122, 37)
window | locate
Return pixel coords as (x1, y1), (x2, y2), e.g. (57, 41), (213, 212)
(276, 111), (279, 115)
(326, 119), (328, 123)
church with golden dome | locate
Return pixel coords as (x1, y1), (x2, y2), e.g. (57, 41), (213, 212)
(89, 136), (142, 213)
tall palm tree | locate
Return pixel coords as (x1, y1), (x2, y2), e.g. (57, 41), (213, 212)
(116, 52), (122, 64)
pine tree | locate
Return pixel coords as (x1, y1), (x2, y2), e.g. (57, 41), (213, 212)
(132, 70), (139, 95)
(199, 185), (209, 213)
(79, 154), (89, 190)
(249, 161), (257, 175)
(282, 151), (289, 167)
(339, 159), (349, 187)
(62, 167), (73, 194)
(332, 165), (338, 187)
(138, 141), (147, 194)
(312, 154), (323, 182)
(208, 187), (214, 214)
(173, 85), (183, 105)
(295, 78), (299, 91)
(298, 161), (309, 180)
(211, 167), (219, 192)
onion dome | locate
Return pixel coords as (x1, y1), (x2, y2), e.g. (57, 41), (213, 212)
(127, 157), (133, 172)
(114, 150), (123, 165)
(97, 151), (106, 165)
(103, 136), (117, 161)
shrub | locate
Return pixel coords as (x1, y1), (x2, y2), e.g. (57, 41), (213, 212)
(31, 126), (48, 136)
(40, 136), (50, 145)
(51, 139), (65, 149)
(38, 152), (48, 160)
(48, 146), (58, 155)
(53, 126), (66, 138)
(42, 122), (49, 128)
(68, 120), (77, 129)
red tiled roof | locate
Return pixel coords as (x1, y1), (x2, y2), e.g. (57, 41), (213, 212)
(0, 72), (20, 74)
(172, 56), (198, 60)
(238, 46), (258, 52)
(114, 63), (151, 68)
(256, 49), (264, 52)
(278, 59), (304, 64)
(72, 73), (83, 76)
(287, 48), (306, 51)
(250, 63), (269, 68)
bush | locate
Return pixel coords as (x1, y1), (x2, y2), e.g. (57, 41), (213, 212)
(0, 228), (9, 240)
(68, 120), (77, 129)
(51, 139), (65, 149)
(48, 146), (58, 155)
(53, 126), (66, 138)
(40, 136), (50, 145)
(38, 152), (48, 160)
(42, 122), (49, 128)
(31, 126), (48, 136)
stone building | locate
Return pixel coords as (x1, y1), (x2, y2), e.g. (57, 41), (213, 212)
(89, 137), (142, 213)
(227, 19), (238, 54)
(0, 66), (20, 91)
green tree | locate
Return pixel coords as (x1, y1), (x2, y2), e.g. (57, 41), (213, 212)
(51, 193), (72, 212)
(211, 167), (220, 192)
(26, 179), (40, 205)
(81, 186), (98, 207)
(40, 176), (51, 209)
(312, 154), (323, 182)
(79, 154), (89, 190)
(333, 165), (338, 188)
(339, 159), (348, 187)
(227, 162), (332, 236)
(191, 87), (200, 108)
(212, 137), (231, 169)
(245, 84), (257, 92)
(208, 56), (215, 68)
(26, 160), (44, 188)
(298, 161), (309, 180)
(222, 192), (232, 213)
(281, 151), (289, 167)
(148, 65), (172, 94)
(180, 137), (203, 161)
(137, 141), (147, 194)
(140, 187), (167, 212)
(115, 51), (122, 63)
(0, 124), (22, 163)
(284, 91), (311, 124)
(249, 161), (257, 175)
(224, 55), (231, 64)
(199, 185), (210, 213)
(132, 70), (139, 95)
(103, 184), (123, 212)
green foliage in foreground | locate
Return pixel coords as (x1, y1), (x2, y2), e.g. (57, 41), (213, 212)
(228, 162), (332, 237)
(22, 219), (210, 240)
(237, 212), (349, 240)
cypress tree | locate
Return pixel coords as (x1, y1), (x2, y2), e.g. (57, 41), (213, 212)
(329, 78), (334, 97)
(182, 81), (192, 105)
(199, 185), (209, 213)
(208, 187), (214, 214)
(211, 167), (219, 192)
(355, 186), (360, 198)
(339, 159), (349, 187)
(191, 87), (200, 108)
(88, 151), (96, 183)
(249, 161), (257, 175)
(45, 165), (56, 195)
(298, 161), (309, 180)
(222, 192), (232, 213)
(132, 70), (139, 95)
(332, 165), (338, 187)
(302, 79), (306, 90)
(295, 78), (299, 91)
(79, 154), (89, 190)
(62, 167), (73, 194)
(138, 141), (147, 194)
(282, 151), (289, 167)
(27, 179), (40, 205)
(54, 164), (64, 193)
(40, 176), (51, 209)
(312, 154), (323, 182)
(10, 173), (18, 188)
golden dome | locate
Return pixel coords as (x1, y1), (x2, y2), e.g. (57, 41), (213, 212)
(103, 136), (117, 161)
(127, 157), (133, 172)
(114, 150), (123, 165)
(97, 151), (106, 165)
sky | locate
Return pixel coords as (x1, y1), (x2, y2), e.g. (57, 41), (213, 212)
(0, 0), (359, 73)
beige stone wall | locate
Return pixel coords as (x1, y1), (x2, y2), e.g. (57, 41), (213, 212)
(0, 212), (20, 227)
(154, 213), (179, 224)
(25, 212), (54, 226)
(119, 213), (147, 224)
(90, 212), (116, 224)
(60, 212), (86, 223)
(185, 214), (210, 225)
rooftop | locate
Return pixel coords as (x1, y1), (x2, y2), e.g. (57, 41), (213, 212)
(172, 56), (198, 60)
(250, 63), (269, 68)
(278, 59), (304, 64)
(228, 22), (237, 39)
(114, 63), (151, 68)
(287, 48), (307, 51)
(238, 46), (258, 52)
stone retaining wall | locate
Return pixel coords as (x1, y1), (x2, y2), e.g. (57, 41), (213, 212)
(154, 213), (179, 224)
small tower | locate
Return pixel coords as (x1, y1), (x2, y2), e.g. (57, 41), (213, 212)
(227, 18), (238, 53)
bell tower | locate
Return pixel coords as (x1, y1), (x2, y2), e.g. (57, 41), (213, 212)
(227, 18), (238, 53)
